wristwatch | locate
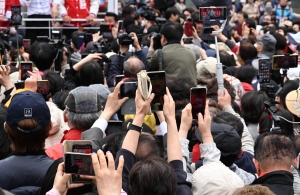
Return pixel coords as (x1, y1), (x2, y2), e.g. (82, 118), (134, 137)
(127, 122), (142, 133)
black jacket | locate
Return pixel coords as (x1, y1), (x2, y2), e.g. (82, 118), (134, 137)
(252, 170), (294, 195)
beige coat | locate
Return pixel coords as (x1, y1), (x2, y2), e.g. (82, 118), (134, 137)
(242, 3), (260, 21)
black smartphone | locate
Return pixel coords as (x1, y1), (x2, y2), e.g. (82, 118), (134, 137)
(77, 33), (85, 49)
(120, 82), (137, 98)
(203, 27), (214, 34)
(9, 62), (18, 67)
(118, 20), (124, 32)
(14, 81), (25, 90)
(115, 75), (125, 86)
(105, 121), (123, 135)
(52, 30), (62, 40)
(20, 62), (33, 81)
(36, 80), (49, 95)
(23, 39), (31, 48)
(148, 71), (166, 111)
(272, 54), (299, 70)
(190, 87), (207, 119)
(183, 37), (193, 44)
(72, 144), (92, 154)
(100, 24), (113, 39)
(199, 7), (227, 21)
(11, 6), (22, 26)
(64, 152), (94, 176)
(84, 33), (93, 46)
(258, 59), (271, 84)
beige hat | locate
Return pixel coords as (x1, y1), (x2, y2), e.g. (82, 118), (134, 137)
(284, 20), (293, 27)
(196, 57), (217, 84)
(191, 162), (244, 195)
(285, 90), (300, 117)
(210, 42), (231, 52)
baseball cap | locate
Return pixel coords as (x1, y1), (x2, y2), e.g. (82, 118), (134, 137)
(196, 57), (217, 84)
(256, 34), (277, 53)
(191, 162), (244, 195)
(210, 42), (231, 52)
(64, 86), (102, 113)
(6, 91), (51, 133)
(195, 123), (242, 161)
(8, 35), (24, 48)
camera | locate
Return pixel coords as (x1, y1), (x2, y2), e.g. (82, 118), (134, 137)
(118, 33), (133, 46)
(48, 35), (68, 73)
(141, 6), (157, 21)
(150, 32), (162, 50)
(155, 17), (167, 26)
(260, 83), (277, 100)
(93, 38), (109, 54)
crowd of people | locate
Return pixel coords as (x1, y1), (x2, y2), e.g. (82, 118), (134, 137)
(1, 0), (300, 194)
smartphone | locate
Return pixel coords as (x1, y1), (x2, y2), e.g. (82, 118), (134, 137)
(64, 152), (94, 176)
(120, 82), (137, 98)
(23, 39), (31, 48)
(148, 71), (166, 111)
(20, 62), (33, 81)
(272, 54), (299, 70)
(81, 53), (89, 59)
(100, 24), (113, 39)
(115, 75), (125, 86)
(190, 87), (207, 119)
(36, 80), (49, 95)
(258, 59), (271, 84)
(36, 36), (50, 43)
(203, 27), (214, 34)
(77, 33), (85, 49)
(52, 30), (62, 40)
(11, 6), (22, 26)
(106, 121), (123, 135)
(184, 21), (193, 37)
(199, 7), (227, 21)
(183, 37), (193, 44)
(15, 81), (25, 90)
(84, 33), (93, 46)
(9, 61), (18, 67)
(118, 20), (124, 32)
(72, 144), (92, 154)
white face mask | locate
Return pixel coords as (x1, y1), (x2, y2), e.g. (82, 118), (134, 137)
(288, 1), (292, 5)
(254, 43), (258, 48)
(141, 20), (146, 27)
(9, 27), (16, 35)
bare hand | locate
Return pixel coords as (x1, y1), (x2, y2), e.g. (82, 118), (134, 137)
(63, 15), (72, 23)
(51, 6), (59, 18)
(86, 15), (94, 22)
(179, 103), (192, 132)
(130, 32), (141, 51)
(197, 100), (213, 143)
(217, 88), (231, 110)
(135, 89), (155, 116)
(0, 66), (12, 90)
(112, 27), (118, 39)
(85, 53), (102, 61)
(53, 163), (84, 195)
(92, 32), (102, 42)
(149, 36), (155, 51)
(24, 74), (38, 92)
(22, 52), (30, 61)
(211, 25), (220, 31)
(192, 27), (201, 40)
(163, 87), (176, 122)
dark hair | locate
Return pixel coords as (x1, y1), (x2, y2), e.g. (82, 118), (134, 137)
(79, 61), (104, 86)
(160, 22), (183, 42)
(237, 11), (249, 19)
(5, 119), (51, 154)
(264, 0), (272, 6)
(192, 11), (201, 23)
(259, 109), (294, 137)
(52, 90), (71, 110)
(123, 17), (136, 31)
(136, 133), (163, 160)
(105, 12), (118, 22)
(254, 132), (297, 170)
(102, 132), (126, 158)
(128, 156), (177, 195)
(241, 91), (268, 123)
(213, 112), (244, 137)
(126, 24), (143, 35)
(295, 134), (300, 153)
(71, 31), (80, 50)
(238, 42), (258, 62)
(43, 71), (65, 96)
(122, 5), (135, 19)
(219, 50), (236, 68)
(271, 32), (287, 50)
(235, 65), (257, 84)
(245, 18), (256, 30)
(165, 6), (180, 20)
(183, 7), (196, 15)
(0, 105), (10, 160)
(29, 42), (56, 71)
(147, 25), (160, 35)
(277, 80), (299, 109)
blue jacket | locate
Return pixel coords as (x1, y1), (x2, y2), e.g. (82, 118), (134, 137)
(0, 152), (53, 195)
(275, 4), (294, 20)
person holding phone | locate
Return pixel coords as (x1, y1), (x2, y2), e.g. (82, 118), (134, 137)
(0, 0), (21, 27)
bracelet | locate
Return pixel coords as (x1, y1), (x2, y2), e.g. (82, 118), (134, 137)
(127, 122), (142, 133)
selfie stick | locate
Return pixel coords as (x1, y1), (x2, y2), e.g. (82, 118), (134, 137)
(212, 20), (227, 96)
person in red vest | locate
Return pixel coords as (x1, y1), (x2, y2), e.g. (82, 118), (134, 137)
(54, 0), (99, 38)
(0, 0), (21, 28)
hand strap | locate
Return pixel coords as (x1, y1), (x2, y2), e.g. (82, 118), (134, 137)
(137, 70), (152, 115)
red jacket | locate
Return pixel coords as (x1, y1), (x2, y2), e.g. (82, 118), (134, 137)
(45, 128), (83, 160)
(0, 0), (21, 27)
(63, 0), (91, 27)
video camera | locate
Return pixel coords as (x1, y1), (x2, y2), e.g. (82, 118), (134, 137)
(141, 6), (157, 21)
(118, 33), (134, 46)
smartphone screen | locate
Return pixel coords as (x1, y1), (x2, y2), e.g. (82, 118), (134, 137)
(190, 88), (206, 119)
(65, 153), (94, 176)
(20, 62), (33, 81)
(183, 37), (193, 44)
(115, 75), (125, 86)
(118, 20), (124, 32)
(120, 82), (137, 98)
(72, 144), (92, 154)
(272, 55), (299, 70)
(23, 39), (31, 48)
(9, 62), (18, 67)
(11, 6), (22, 26)
(184, 21), (193, 37)
(52, 30), (62, 40)
(77, 33), (85, 49)
(203, 27), (214, 34)
(199, 7), (227, 21)
(36, 80), (49, 95)
(100, 25), (113, 39)
(148, 71), (166, 111)
(106, 121), (123, 135)
(258, 59), (271, 84)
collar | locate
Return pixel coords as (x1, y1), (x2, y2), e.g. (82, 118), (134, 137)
(166, 40), (181, 46)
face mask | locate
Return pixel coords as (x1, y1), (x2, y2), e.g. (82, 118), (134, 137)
(288, 1), (292, 5)
(141, 20), (146, 27)
(254, 43), (258, 48)
(9, 27), (16, 34)
(118, 5), (122, 9)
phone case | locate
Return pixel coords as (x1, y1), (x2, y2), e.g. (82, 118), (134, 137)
(62, 140), (93, 185)
(185, 22), (193, 37)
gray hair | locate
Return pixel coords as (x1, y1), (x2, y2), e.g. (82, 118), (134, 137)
(123, 57), (145, 77)
(66, 110), (101, 130)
